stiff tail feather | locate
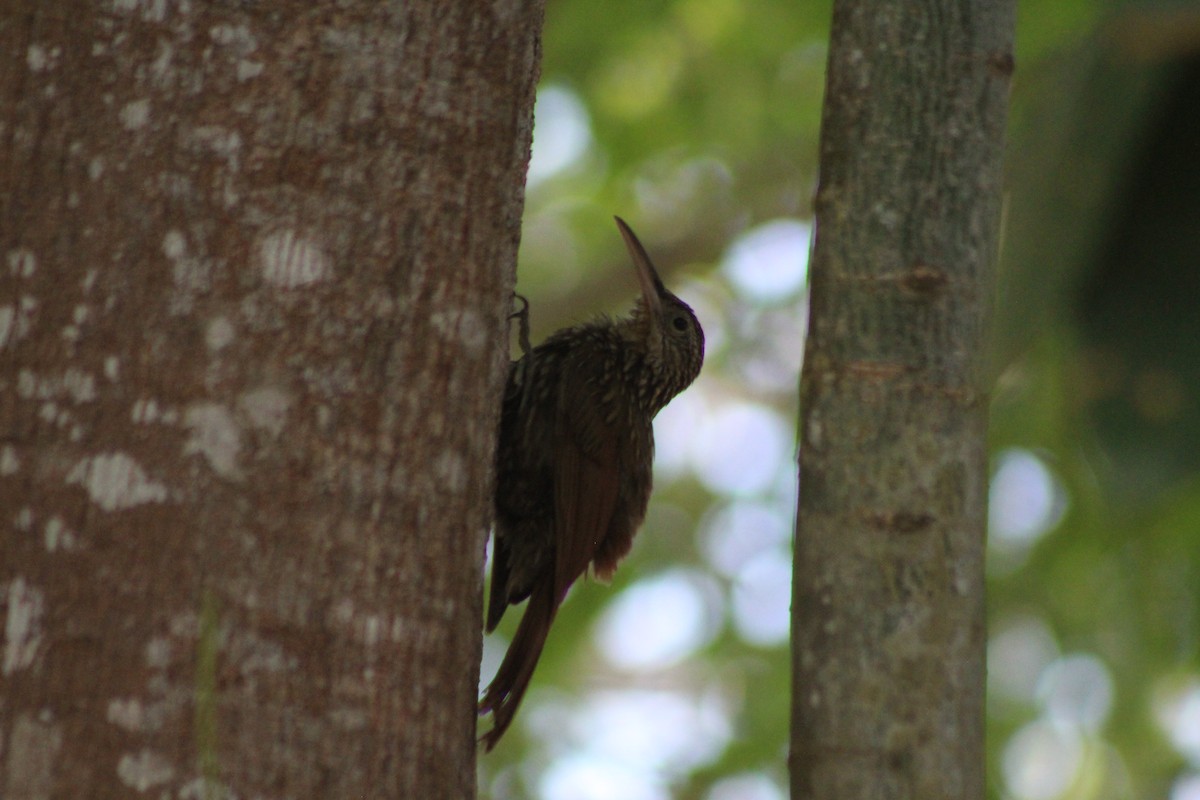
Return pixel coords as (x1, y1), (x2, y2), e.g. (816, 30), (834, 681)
(478, 579), (557, 751)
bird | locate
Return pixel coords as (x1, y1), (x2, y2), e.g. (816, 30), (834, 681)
(478, 216), (705, 750)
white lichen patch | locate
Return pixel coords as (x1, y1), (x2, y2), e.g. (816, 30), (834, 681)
(329, 707), (368, 731)
(63, 368), (96, 402)
(332, 597), (355, 626)
(169, 611), (199, 639)
(17, 369), (37, 398)
(358, 618), (383, 653)
(238, 386), (291, 437)
(7, 714), (62, 795)
(434, 451), (468, 493)
(14, 507), (34, 530)
(491, 0), (525, 23)
(4, 578), (45, 675)
(430, 308), (488, 356)
(237, 59), (264, 81)
(116, 694), (170, 734)
(178, 777), (237, 800)
(162, 229), (186, 260)
(17, 368), (97, 403)
(259, 230), (331, 289)
(161, 233), (211, 314)
(390, 616), (409, 642)
(150, 40), (175, 83)
(107, 697), (147, 731)
(119, 99), (151, 130)
(0, 444), (19, 475)
(131, 398), (178, 425)
(117, 749), (175, 792)
(88, 157), (104, 181)
(189, 126), (242, 160)
(7, 247), (37, 277)
(1, 292), (38, 349)
(104, 356), (120, 381)
(138, 0), (172, 23)
(38, 401), (59, 423)
(27, 44), (51, 71)
(131, 398), (158, 423)
(209, 23), (257, 52)
(185, 128), (242, 208)
(0, 305), (14, 349)
(66, 452), (169, 511)
(44, 516), (78, 552)
(205, 316), (234, 351)
(111, 0), (175, 18)
(145, 636), (171, 668)
(183, 403), (242, 479)
(229, 631), (291, 675)
(63, 305), (90, 342)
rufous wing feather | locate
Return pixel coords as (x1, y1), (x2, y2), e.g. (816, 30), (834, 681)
(478, 578), (555, 751)
(553, 355), (625, 597)
(480, 356), (624, 748)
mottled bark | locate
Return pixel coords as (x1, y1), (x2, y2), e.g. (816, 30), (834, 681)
(0, 3), (542, 798)
(791, 2), (1013, 798)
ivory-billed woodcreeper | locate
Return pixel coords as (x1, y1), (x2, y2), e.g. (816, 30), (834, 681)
(479, 217), (705, 750)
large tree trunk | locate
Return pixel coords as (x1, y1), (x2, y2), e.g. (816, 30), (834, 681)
(1, 3), (542, 798)
(791, 2), (1014, 797)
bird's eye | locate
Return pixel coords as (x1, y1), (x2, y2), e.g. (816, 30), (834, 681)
(672, 316), (688, 332)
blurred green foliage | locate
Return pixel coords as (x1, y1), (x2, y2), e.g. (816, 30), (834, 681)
(483, 0), (1200, 798)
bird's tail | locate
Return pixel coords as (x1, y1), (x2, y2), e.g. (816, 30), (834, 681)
(478, 579), (556, 751)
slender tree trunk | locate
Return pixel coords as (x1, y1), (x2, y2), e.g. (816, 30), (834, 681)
(1, 3), (542, 798)
(791, 2), (1014, 797)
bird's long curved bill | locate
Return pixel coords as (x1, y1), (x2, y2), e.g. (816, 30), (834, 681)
(614, 216), (666, 316)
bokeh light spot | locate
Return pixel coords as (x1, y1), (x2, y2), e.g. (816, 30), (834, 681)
(707, 772), (786, 800)
(1155, 679), (1200, 763)
(1003, 720), (1083, 800)
(988, 616), (1060, 706)
(654, 389), (707, 480)
(731, 550), (792, 646)
(541, 755), (667, 800)
(722, 219), (811, 302)
(536, 689), (731, 795)
(528, 85), (593, 186)
(1172, 774), (1200, 800)
(597, 569), (721, 671)
(690, 403), (792, 497)
(701, 500), (790, 578)
(1037, 653), (1114, 732)
(989, 448), (1067, 547)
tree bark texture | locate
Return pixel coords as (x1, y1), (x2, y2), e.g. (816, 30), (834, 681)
(791, 2), (1014, 798)
(1, 3), (542, 798)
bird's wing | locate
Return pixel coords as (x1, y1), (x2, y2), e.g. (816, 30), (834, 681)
(478, 574), (555, 750)
(553, 356), (622, 602)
